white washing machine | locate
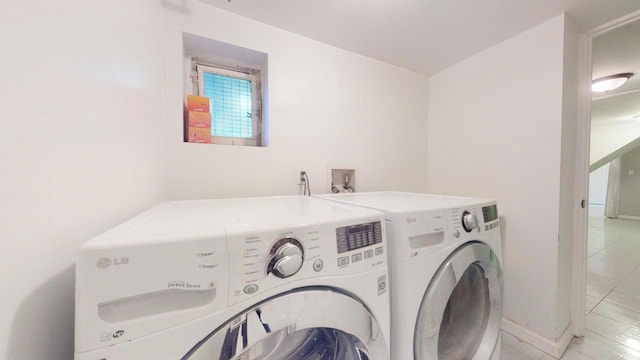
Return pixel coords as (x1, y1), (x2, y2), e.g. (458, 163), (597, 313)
(316, 192), (503, 360)
(75, 196), (390, 359)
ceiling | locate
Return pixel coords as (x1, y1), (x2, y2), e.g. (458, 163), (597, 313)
(592, 92), (640, 125)
(592, 18), (640, 125)
(199, 0), (640, 76)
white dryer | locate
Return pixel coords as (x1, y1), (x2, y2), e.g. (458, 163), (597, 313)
(316, 192), (503, 360)
(75, 196), (390, 359)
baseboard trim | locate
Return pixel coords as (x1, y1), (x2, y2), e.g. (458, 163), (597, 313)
(502, 318), (574, 359)
(618, 215), (640, 221)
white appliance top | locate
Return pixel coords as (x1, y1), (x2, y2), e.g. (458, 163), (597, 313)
(84, 195), (384, 247)
(316, 192), (494, 214)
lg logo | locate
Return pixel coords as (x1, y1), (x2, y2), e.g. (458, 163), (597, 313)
(406, 217), (417, 224)
(100, 330), (126, 342)
(96, 257), (129, 269)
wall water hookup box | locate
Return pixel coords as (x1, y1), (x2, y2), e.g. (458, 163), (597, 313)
(329, 168), (356, 193)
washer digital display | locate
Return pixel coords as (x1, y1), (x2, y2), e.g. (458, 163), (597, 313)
(336, 221), (382, 254)
(482, 205), (498, 222)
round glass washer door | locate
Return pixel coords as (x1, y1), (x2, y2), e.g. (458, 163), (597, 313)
(414, 242), (503, 360)
(183, 287), (388, 360)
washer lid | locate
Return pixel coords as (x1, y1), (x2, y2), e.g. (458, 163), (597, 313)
(184, 288), (388, 360)
(83, 196), (384, 248)
(414, 242), (503, 360)
(316, 192), (494, 215)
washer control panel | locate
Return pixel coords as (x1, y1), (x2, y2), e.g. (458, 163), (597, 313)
(451, 204), (500, 237)
(394, 201), (499, 261)
(336, 221), (384, 270)
(336, 221), (383, 253)
(481, 204), (500, 232)
(227, 218), (387, 305)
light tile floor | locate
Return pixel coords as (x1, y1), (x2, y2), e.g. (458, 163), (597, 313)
(503, 205), (640, 359)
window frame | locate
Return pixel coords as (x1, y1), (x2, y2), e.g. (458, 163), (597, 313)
(194, 61), (263, 146)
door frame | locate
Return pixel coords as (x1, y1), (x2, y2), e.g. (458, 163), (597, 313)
(571, 9), (640, 337)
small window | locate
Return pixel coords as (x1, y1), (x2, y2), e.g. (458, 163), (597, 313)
(195, 62), (263, 146)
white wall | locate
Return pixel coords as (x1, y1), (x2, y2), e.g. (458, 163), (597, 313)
(619, 147), (640, 216)
(162, 1), (429, 200)
(590, 121), (640, 170)
(0, 0), (166, 358)
(589, 164), (610, 205)
(427, 15), (574, 343)
(0, 1), (429, 358)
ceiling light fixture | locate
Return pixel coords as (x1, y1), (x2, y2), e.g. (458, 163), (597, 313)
(592, 73), (633, 93)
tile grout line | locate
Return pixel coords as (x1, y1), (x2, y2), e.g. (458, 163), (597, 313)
(585, 273), (640, 356)
(583, 322), (640, 356)
(598, 261), (640, 314)
(587, 222), (638, 258)
(586, 285), (615, 315)
(582, 212), (640, 359)
(570, 348), (597, 360)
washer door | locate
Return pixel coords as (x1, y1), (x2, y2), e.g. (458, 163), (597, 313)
(414, 242), (503, 360)
(183, 287), (388, 360)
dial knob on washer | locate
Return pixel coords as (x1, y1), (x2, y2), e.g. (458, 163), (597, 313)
(267, 238), (304, 278)
(462, 211), (479, 233)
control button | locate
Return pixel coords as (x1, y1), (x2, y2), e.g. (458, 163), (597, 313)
(338, 256), (349, 266)
(364, 249), (374, 259)
(485, 225), (489, 231)
(313, 259), (324, 272)
(352, 253), (363, 263)
(378, 275), (387, 295)
(375, 246), (384, 256)
(490, 223), (495, 229)
(243, 284), (259, 295)
(453, 230), (460, 238)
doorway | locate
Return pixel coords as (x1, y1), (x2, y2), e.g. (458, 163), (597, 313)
(573, 11), (640, 358)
